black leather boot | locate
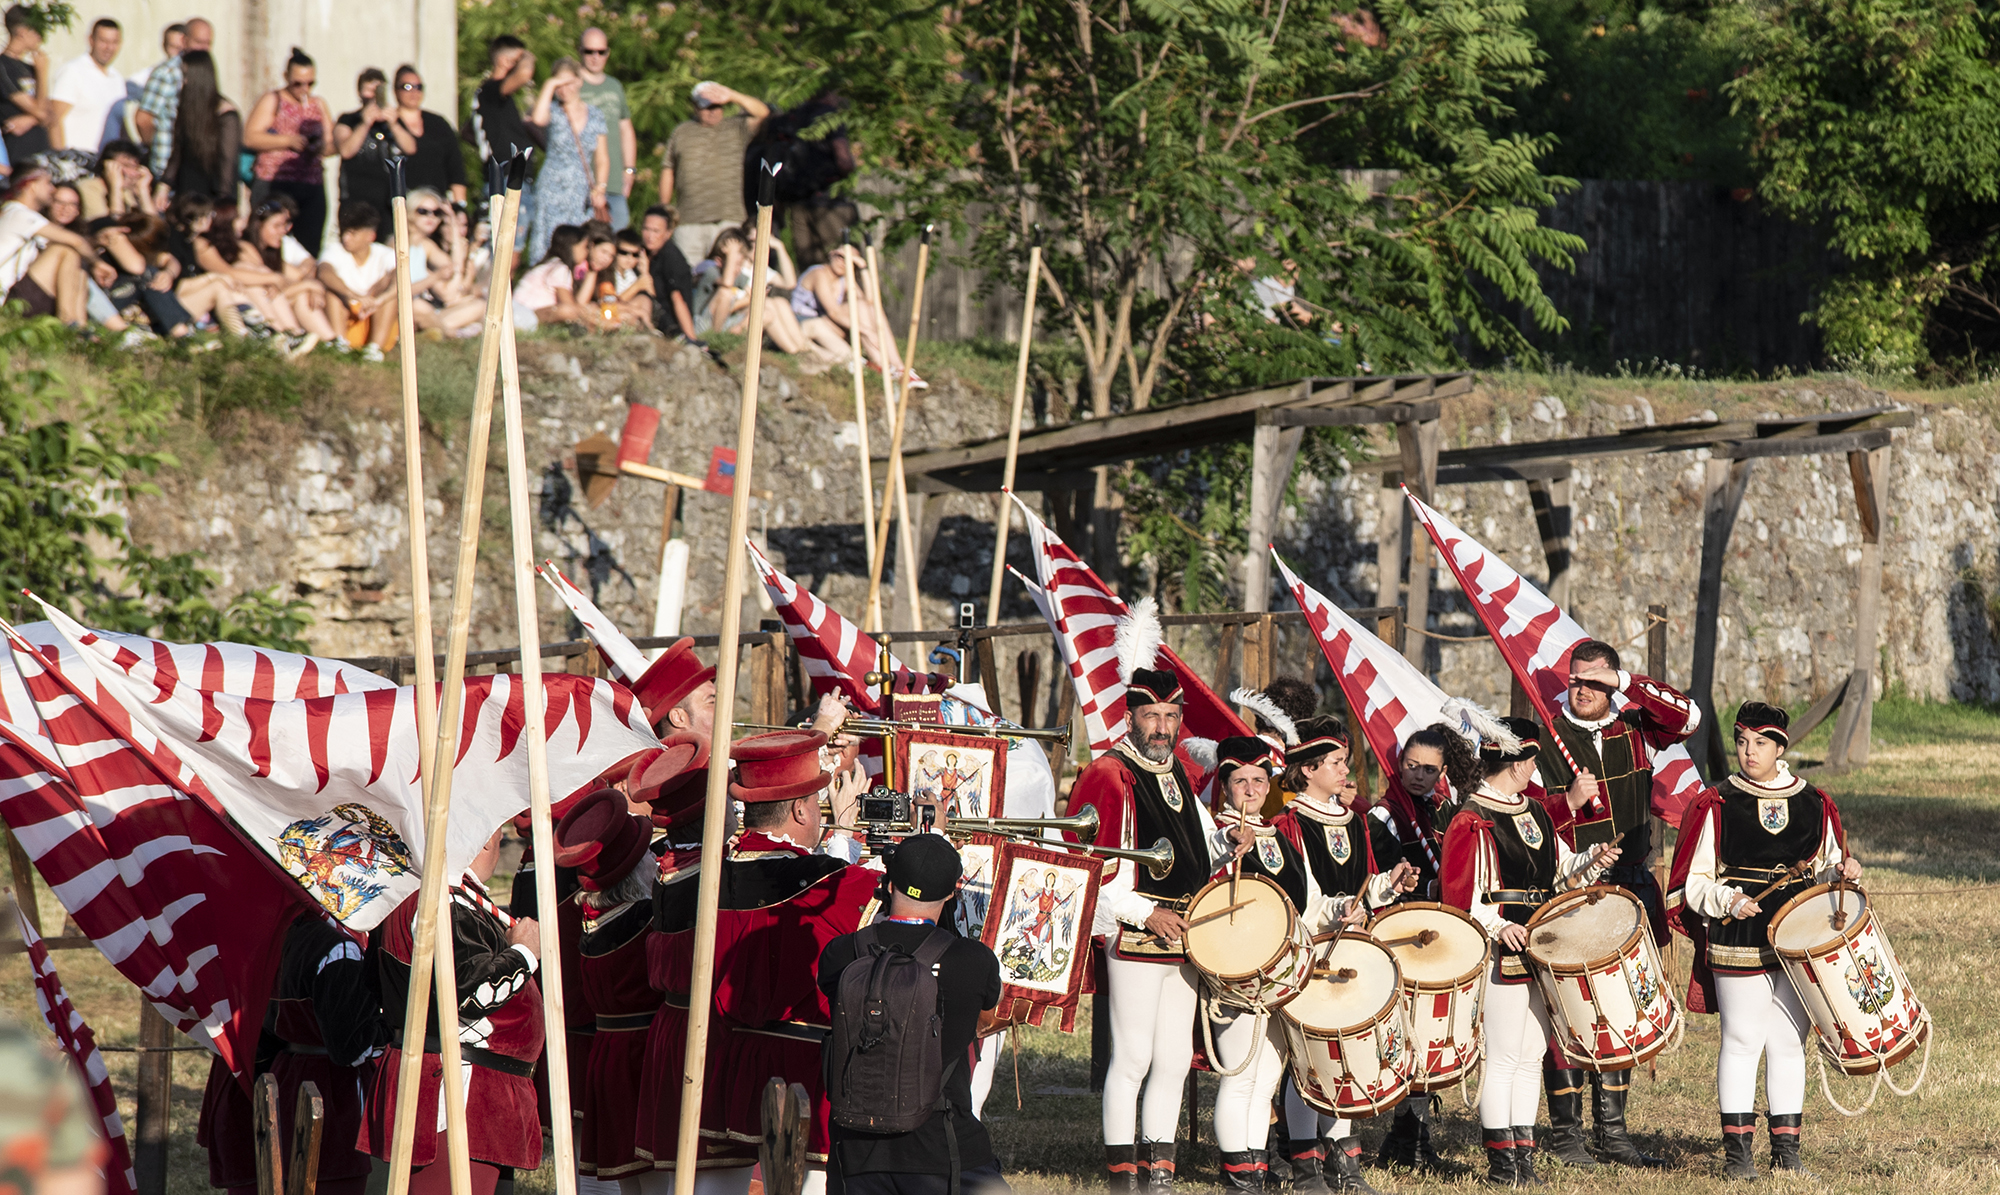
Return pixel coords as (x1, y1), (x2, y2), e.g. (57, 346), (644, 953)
(1482, 1128), (1518, 1188)
(1286, 1139), (1330, 1195)
(1376, 1100), (1419, 1168)
(1142, 1141), (1178, 1193)
(1403, 1093), (1468, 1176)
(1512, 1127), (1545, 1187)
(1590, 1071), (1664, 1167)
(1768, 1114), (1810, 1176)
(1326, 1137), (1384, 1195)
(1541, 1069), (1596, 1168)
(1219, 1151), (1262, 1193)
(1720, 1114), (1760, 1181)
(1106, 1144), (1140, 1193)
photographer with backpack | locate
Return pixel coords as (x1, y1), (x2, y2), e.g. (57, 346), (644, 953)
(818, 835), (1009, 1195)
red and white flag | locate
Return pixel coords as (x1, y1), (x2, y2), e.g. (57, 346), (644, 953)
(1009, 495), (1248, 757)
(1404, 491), (1704, 820)
(746, 538), (905, 715)
(15, 904), (136, 1195)
(538, 562), (649, 682)
(20, 597), (659, 932)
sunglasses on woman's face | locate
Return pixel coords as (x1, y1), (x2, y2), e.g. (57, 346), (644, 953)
(616, 249), (640, 259)
(399, 82), (423, 91)
(413, 207), (444, 217)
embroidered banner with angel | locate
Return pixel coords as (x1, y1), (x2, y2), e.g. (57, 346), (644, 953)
(898, 729), (1006, 819)
(979, 842), (1102, 1032)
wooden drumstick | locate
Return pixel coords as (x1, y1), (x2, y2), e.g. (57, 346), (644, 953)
(1229, 856), (1240, 925)
(1184, 900), (1255, 930)
(1833, 880), (1849, 932)
(1374, 929), (1441, 950)
(1720, 859), (1813, 924)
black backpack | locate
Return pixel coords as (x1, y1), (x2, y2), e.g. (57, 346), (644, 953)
(827, 925), (956, 1130)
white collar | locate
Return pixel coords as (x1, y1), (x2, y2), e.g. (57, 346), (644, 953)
(1560, 701), (1618, 733)
(1287, 792), (1351, 824)
(1470, 782), (1529, 813)
(1732, 761), (1808, 799)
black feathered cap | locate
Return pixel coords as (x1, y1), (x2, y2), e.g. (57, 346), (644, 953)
(1215, 734), (1280, 780)
(1478, 716), (1542, 765)
(1126, 667), (1184, 708)
(1288, 715), (1349, 767)
(1734, 701), (1790, 747)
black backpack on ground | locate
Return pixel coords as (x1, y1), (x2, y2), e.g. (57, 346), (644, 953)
(825, 925), (963, 1189)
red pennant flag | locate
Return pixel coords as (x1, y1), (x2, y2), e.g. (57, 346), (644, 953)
(16, 905), (137, 1195)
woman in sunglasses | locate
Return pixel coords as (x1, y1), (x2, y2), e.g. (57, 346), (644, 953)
(575, 227), (653, 331)
(404, 186), (486, 336)
(388, 66), (465, 207)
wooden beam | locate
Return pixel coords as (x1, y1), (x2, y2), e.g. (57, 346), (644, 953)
(284, 1083), (325, 1195)
(1243, 423), (1305, 612)
(1431, 461), (1575, 485)
(252, 1074), (282, 1195)
(1827, 445), (1891, 768)
(1399, 419), (1441, 669)
(1526, 471), (1573, 609)
(976, 637), (1002, 720)
(134, 998), (174, 1195)
(1789, 672), (1850, 745)
(1716, 427), (1893, 462)
(1376, 477), (1404, 611)
(1260, 398), (1442, 428)
(1688, 458), (1754, 777)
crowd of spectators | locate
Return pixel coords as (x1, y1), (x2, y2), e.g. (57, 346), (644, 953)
(0, 14), (913, 381)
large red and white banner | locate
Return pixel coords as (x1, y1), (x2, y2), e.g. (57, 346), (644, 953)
(538, 562), (649, 682)
(15, 904), (136, 1195)
(746, 538), (907, 716)
(1404, 491), (1703, 820)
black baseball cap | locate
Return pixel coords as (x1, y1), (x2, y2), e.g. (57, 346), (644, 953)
(887, 834), (962, 901)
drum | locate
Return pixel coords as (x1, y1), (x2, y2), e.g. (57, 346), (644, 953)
(1525, 886), (1680, 1072)
(1368, 902), (1489, 1091)
(1184, 873), (1313, 1011)
(1769, 883), (1929, 1075)
(1280, 934), (1412, 1118)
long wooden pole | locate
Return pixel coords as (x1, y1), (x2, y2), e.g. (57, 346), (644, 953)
(672, 161), (780, 1195)
(496, 286), (577, 1195)
(865, 227), (932, 631)
(861, 237), (895, 632)
(985, 240), (1041, 624)
(844, 239), (878, 608)
(386, 156), (526, 1195)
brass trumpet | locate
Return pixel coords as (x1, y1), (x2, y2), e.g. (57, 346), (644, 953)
(733, 718), (1072, 747)
(947, 807), (1100, 839)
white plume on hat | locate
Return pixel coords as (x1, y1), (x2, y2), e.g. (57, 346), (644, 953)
(1114, 595), (1165, 683)
(1230, 687), (1298, 747)
(1180, 735), (1218, 770)
(1441, 696), (1521, 754)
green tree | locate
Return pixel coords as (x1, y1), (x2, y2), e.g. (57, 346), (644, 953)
(1731, 0), (2000, 370)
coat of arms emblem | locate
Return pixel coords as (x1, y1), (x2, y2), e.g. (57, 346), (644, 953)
(1513, 812), (1545, 850)
(1759, 797), (1790, 834)
(1257, 836), (1285, 872)
(277, 803), (416, 919)
(1326, 825), (1352, 864)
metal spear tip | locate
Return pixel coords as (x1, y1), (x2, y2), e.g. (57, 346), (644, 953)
(388, 156), (408, 201)
(921, 223), (934, 246)
(758, 159), (782, 209)
(1031, 222), (1043, 249)
(505, 150), (531, 190)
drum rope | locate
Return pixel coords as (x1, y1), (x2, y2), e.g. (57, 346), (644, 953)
(1197, 987), (1268, 1079)
(1879, 1017), (1933, 1098)
(1816, 1048), (1884, 1118)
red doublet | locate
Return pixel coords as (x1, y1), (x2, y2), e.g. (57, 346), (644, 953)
(1065, 753), (1140, 857)
(575, 899), (659, 1177)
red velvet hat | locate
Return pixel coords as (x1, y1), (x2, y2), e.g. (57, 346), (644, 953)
(729, 729), (831, 804)
(632, 730), (712, 831)
(553, 788), (652, 889)
(630, 638), (717, 730)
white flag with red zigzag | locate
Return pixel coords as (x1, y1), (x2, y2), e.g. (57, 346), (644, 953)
(538, 562), (649, 682)
(746, 538), (906, 715)
(16, 904), (137, 1195)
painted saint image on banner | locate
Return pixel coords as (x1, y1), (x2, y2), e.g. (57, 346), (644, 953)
(912, 743), (999, 819)
(954, 840), (998, 938)
(993, 863), (1088, 993)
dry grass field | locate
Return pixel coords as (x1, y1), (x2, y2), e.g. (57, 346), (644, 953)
(4, 696), (1993, 1195)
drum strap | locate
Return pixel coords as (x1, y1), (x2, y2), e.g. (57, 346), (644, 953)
(1481, 889), (1550, 908)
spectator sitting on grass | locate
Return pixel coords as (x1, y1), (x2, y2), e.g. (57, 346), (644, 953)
(186, 192), (311, 340)
(512, 222), (593, 331)
(91, 210), (196, 337)
(698, 223), (835, 365)
(163, 191), (252, 335)
(792, 246), (918, 386)
(576, 227), (652, 332)
(638, 203), (696, 342)
(0, 167), (116, 326)
(240, 196), (339, 355)
(51, 181), (134, 335)
(316, 200), (397, 360)
(97, 139), (155, 216)
(405, 186), (486, 337)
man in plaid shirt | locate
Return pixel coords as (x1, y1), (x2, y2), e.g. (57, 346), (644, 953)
(134, 16), (209, 173)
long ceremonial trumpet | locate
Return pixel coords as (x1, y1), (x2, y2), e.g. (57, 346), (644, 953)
(949, 807), (1100, 838)
(733, 718), (1073, 746)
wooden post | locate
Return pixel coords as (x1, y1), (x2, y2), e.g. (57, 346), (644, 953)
(866, 227), (934, 632)
(1017, 649), (1041, 730)
(387, 158), (528, 1195)
(1089, 466), (1122, 590)
(1509, 675), (1533, 720)
(5, 826), (40, 933)
(1689, 457), (1753, 779)
(252, 1074), (282, 1195)
(134, 997), (173, 1195)
(1376, 477), (1404, 611)
(1378, 608), (1404, 655)
(673, 165), (781, 1195)
(1257, 613), (1277, 690)
(1239, 619), (1264, 708)
(1827, 447), (1890, 769)
(284, 1083), (325, 1195)
(861, 237), (897, 632)
(1243, 410), (1306, 613)
(1526, 469), (1574, 609)
(986, 240), (1042, 624)
(1398, 420), (1441, 668)
(1217, 622), (1242, 702)
(976, 638), (1002, 719)
(844, 241), (878, 593)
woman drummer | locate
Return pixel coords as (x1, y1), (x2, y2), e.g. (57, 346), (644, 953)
(1261, 718), (1416, 1194)
(1666, 701), (1861, 1181)
(1440, 716), (1618, 1189)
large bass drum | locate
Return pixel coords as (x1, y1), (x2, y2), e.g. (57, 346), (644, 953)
(1524, 886), (1681, 1071)
(1184, 873), (1313, 1011)
(1280, 934), (1412, 1118)
(1368, 902), (1489, 1091)
(1769, 883), (1929, 1075)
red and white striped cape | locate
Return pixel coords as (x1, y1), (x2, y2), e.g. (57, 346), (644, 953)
(1405, 490), (1703, 822)
(14, 903), (136, 1195)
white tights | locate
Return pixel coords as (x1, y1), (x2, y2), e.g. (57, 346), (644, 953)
(1209, 1006), (1289, 1153)
(1103, 955), (1200, 1146)
(1281, 1078), (1352, 1144)
(1715, 970), (1810, 1116)
(1479, 970), (1552, 1131)
(971, 1032), (998, 1120)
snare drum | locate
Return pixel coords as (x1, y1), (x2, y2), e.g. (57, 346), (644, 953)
(1280, 935), (1412, 1118)
(1368, 902), (1489, 1091)
(1525, 886), (1680, 1071)
(1768, 883), (1929, 1075)
(1185, 874), (1314, 1011)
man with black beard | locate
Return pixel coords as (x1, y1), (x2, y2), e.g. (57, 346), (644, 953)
(1066, 667), (1250, 1193)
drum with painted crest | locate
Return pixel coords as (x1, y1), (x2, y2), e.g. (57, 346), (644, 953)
(1368, 902), (1489, 1091)
(1280, 934), (1413, 1117)
(1184, 873), (1314, 1011)
(1768, 883), (1929, 1075)
(1524, 886), (1680, 1071)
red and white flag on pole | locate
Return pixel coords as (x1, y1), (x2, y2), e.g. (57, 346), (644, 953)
(1009, 495), (1248, 757)
(15, 904), (137, 1195)
(1403, 491), (1704, 821)
(19, 597), (659, 932)
(538, 563), (649, 682)
(746, 539), (905, 716)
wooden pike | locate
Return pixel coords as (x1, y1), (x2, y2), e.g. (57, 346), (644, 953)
(672, 160), (783, 1195)
(865, 227), (933, 632)
(985, 236), (1041, 624)
(384, 154), (528, 1195)
(497, 274), (578, 1195)
(844, 238), (878, 597)
(859, 235), (897, 631)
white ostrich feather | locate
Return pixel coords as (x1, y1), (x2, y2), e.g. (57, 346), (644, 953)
(1115, 595), (1164, 682)
(1229, 687), (1298, 746)
(1441, 696), (1521, 754)
(1180, 735), (1218, 770)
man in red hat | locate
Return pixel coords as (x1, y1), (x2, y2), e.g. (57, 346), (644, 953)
(1067, 668), (1250, 1194)
(626, 637), (718, 738)
(640, 729), (871, 1195)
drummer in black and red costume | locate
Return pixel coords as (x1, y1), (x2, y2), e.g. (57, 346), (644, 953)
(648, 729), (872, 1195)
(555, 789), (664, 1192)
(1666, 701), (1860, 1181)
(196, 911), (387, 1195)
(1441, 717), (1618, 1190)
(1530, 639), (1697, 1169)
(1249, 722), (1412, 1195)
(359, 827), (545, 1195)
(1068, 667), (1247, 1194)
